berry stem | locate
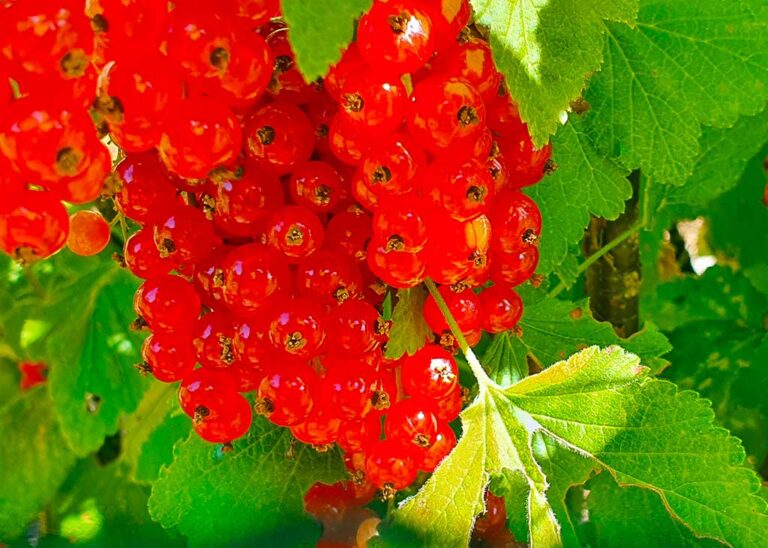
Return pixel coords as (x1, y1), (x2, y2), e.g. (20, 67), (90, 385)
(424, 278), (492, 390)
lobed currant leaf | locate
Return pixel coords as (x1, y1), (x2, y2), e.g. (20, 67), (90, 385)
(584, 0), (768, 184)
(471, 0), (638, 146)
(282, 0), (373, 82)
(526, 119), (632, 274)
(385, 286), (433, 360)
(381, 346), (768, 547)
(0, 387), (77, 539)
(149, 417), (346, 545)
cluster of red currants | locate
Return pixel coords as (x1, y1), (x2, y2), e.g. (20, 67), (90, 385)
(0, 0), (549, 502)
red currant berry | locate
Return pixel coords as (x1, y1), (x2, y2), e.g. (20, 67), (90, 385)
(385, 397), (439, 449)
(291, 401), (342, 447)
(325, 209), (372, 261)
(407, 76), (486, 152)
(192, 246), (231, 309)
(433, 38), (501, 102)
(232, 317), (270, 368)
(435, 385), (463, 422)
(328, 114), (370, 165)
(192, 391), (252, 443)
(111, 152), (178, 225)
(66, 210), (110, 256)
(222, 244), (290, 316)
(474, 492), (507, 536)
(123, 229), (172, 279)
(289, 161), (345, 213)
(372, 196), (429, 253)
(157, 96), (242, 180)
(422, 285), (481, 336)
(268, 298), (327, 359)
(141, 331), (197, 383)
(256, 361), (319, 426)
(364, 439), (420, 491)
(427, 157), (495, 222)
(491, 247), (539, 287)
(401, 344), (459, 400)
(420, 421), (456, 472)
(264, 26), (315, 103)
(244, 101), (314, 174)
(295, 249), (364, 305)
(0, 189), (69, 262)
(489, 191), (542, 253)
(325, 299), (382, 356)
(336, 70), (407, 135)
(357, 1), (436, 74)
(179, 367), (239, 416)
(357, 134), (424, 198)
(425, 212), (491, 285)
(479, 284), (523, 333)
(153, 205), (220, 267)
(492, 115), (552, 188)
(367, 238), (427, 289)
(194, 311), (239, 369)
(267, 205), (325, 260)
(337, 413), (382, 453)
(423, 0), (470, 49)
(133, 274), (201, 333)
(321, 356), (378, 419)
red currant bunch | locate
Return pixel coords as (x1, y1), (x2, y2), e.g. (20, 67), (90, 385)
(0, 0), (550, 501)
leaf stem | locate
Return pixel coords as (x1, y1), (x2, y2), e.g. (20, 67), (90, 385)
(423, 278), (493, 390)
(548, 221), (644, 299)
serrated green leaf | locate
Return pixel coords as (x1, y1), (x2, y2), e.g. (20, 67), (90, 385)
(0, 387), (77, 540)
(509, 346), (768, 547)
(494, 293), (671, 381)
(471, 0), (638, 145)
(149, 418), (346, 546)
(384, 346), (768, 547)
(585, 0), (768, 183)
(43, 261), (148, 455)
(527, 119), (631, 273)
(120, 382), (190, 483)
(282, 0), (372, 82)
(575, 473), (721, 547)
(385, 287), (432, 360)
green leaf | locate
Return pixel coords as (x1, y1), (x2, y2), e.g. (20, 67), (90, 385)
(509, 347), (768, 547)
(42, 261), (148, 455)
(575, 473), (721, 547)
(385, 287), (432, 360)
(383, 346), (768, 547)
(584, 0), (768, 183)
(0, 387), (77, 540)
(120, 382), (190, 483)
(149, 418), (347, 546)
(527, 119), (631, 273)
(496, 292), (671, 380)
(471, 0), (638, 145)
(282, 0), (372, 82)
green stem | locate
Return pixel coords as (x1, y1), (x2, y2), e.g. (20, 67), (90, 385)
(548, 221), (644, 299)
(24, 266), (45, 299)
(424, 279), (493, 390)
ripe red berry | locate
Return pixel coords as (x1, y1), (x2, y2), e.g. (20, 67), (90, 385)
(433, 38), (501, 102)
(267, 205), (325, 260)
(365, 439), (420, 491)
(325, 299), (382, 356)
(425, 212), (491, 286)
(133, 275), (201, 333)
(407, 76), (486, 152)
(221, 244), (290, 316)
(422, 285), (481, 336)
(295, 249), (364, 305)
(367, 240), (427, 289)
(232, 317), (270, 368)
(256, 361), (319, 426)
(67, 210), (110, 256)
(372, 196), (429, 253)
(328, 114), (370, 165)
(357, 1), (436, 74)
(179, 367), (240, 416)
(112, 152), (178, 225)
(325, 209), (372, 261)
(479, 284), (523, 333)
(491, 114), (552, 188)
(157, 96), (242, 180)
(192, 391), (253, 443)
(244, 101), (314, 174)
(491, 247), (540, 287)
(337, 413), (382, 453)
(141, 331), (197, 383)
(321, 357), (377, 419)
(357, 134), (424, 198)
(385, 397), (439, 449)
(194, 311), (239, 369)
(268, 298), (327, 359)
(192, 246), (231, 309)
(420, 421), (456, 472)
(153, 205), (220, 267)
(401, 344), (459, 400)
(0, 189), (69, 262)
(435, 385), (463, 422)
(336, 70), (407, 135)
(424, 0), (470, 49)
(291, 401), (342, 446)
(289, 161), (345, 213)
(489, 191), (542, 253)
(123, 229), (172, 279)
(264, 26), (315, 103)
(427, 157), (495, 222)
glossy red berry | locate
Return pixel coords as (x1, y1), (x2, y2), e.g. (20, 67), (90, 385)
(422, 285), (481, 336)
(267, 205), (325, 260)
(192, 391), (253, 443)
(336, 71), (407, 135)
(0, 189), (69, 262)
(365, 439), (420, 491)
(268, 298), (327, 359)
(89, 0), (168, 64)
(357, 1), (436, 74)
(178, 367), (239, 416)
(325, 209), (372, 261)
(264, 26), (314, 103)
(357, 134), (424, 198)
(385, 398), (439, 449)
(479, 284), (523, 333)
(367, 238), (427, 289)
(244, 102), (314, 174)
(141, 331), (197, 383)
(194, 311), (239, 369)
(321, 357), (377, 419)
(295, 249), (364, 305)
(67, 210), (110, 256)
(492, 114), (552, 188)
(222, 244), (290, 316)
(424, 212), (491, 286)
(231, 317), (270, 368)
(192, 246), (231, 309)
(325, 299), (382, 356)
(407, 76), (486, 152)
(289, 161), (345, 213)
(157, 96), (242, 180)
(112, 152), (178, 225)
(123, 229), (172, 279)
(420, 421), (456, 472)
(401, 344), (459, 400)
(133, 275), (201, 333)
(372, 196), (429, 253)
(489, 191), (542, 253)
(491, 247), (539, 287)
(423, 0), (470, 49)
(433, 38), (501, 102)
(153, 205), (220, 267)
(427, 157), (495, 221)
(291, 401), (342, 446)
(435, 385), (463, 422)
(337, 413), (382, 453)
(256, 362), (319, 426)
(328, 114), (370, 165)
